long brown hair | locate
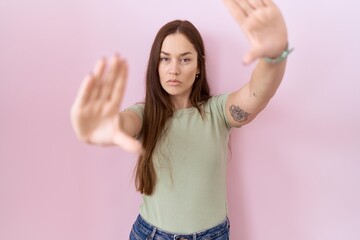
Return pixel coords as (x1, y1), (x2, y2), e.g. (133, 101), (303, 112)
(135, 20), (211, 195)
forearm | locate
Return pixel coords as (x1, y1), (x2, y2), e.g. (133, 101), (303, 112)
(118, 111), (143, 139)
(248, 58), (287, 107)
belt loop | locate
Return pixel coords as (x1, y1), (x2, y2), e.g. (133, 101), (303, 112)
(147, 227), (157, 240)
(193, 233), (197, 240)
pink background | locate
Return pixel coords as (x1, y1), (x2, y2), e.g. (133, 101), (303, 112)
(1, 0), (359, 239)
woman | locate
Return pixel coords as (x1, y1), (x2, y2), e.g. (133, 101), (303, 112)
(70, 0), (291, 239)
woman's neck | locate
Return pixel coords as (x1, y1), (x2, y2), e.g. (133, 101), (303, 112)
(171, 96), (192, 110)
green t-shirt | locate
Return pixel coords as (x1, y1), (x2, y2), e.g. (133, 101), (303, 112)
(126, 94), (232, 234)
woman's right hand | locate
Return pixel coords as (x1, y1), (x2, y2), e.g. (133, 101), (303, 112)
(70, 55), (143, 154)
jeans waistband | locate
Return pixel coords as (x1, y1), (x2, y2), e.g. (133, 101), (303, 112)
(134, 214), (230, 240)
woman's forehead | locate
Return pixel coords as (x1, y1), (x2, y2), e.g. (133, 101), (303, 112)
(161, 33), (197, 55)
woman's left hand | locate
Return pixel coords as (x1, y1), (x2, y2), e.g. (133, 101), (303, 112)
(222, 0), (288, 64)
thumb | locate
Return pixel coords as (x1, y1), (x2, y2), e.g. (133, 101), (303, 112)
(243, 48), (262, 64)
(113, 132), (144, 155)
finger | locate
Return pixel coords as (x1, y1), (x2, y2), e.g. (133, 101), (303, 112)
(262, 0), (275, 7)
(223, 0), (246, 23)
(73, 73), (96, 108)
(89, 58), (106, 101)
(112, 59), (128, 108)
(248, 0), (265, 8)
(236, 0), (255, 16)
(113, 131), (143, 154)
(99, 55), (120, 102)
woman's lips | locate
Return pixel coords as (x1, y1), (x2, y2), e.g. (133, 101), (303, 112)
(167, 79), (181, 86)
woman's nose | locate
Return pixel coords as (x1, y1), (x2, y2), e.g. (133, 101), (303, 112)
(168, 60), (180, 75)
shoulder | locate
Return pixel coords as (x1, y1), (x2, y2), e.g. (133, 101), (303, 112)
(204, 94), (231, 129)
(205, 94), (229, 110)
(123, 102), (145, 120)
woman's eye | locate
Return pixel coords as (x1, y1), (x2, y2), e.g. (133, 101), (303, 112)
(160, 57), (170, 62)
(181, 58), (191, 63)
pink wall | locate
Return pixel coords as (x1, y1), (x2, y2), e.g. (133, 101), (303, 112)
(1, 0), (359, 239)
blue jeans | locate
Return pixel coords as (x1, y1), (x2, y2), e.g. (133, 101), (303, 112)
(129, 214), (230, 240)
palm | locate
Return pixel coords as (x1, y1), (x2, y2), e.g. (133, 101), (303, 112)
(70, 56), (142, 154)
(76, 101), (120, 144)
(223, 0), (288, 63)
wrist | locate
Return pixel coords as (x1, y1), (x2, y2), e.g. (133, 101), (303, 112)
(264, 45), (294, 64)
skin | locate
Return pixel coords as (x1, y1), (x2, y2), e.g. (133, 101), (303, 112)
(70, 0), (288, 153)
(158, 33), (200, 109)
(223, 0), (288, 127)
(70, 56), (143, 153)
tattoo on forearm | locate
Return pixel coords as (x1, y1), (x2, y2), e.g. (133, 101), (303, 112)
(229, 105), (250, 122)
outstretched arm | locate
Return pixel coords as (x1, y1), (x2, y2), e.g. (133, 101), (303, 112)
(222, 0), (290, 128)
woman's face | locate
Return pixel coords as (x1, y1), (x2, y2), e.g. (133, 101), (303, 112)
(158, 33), (199, 102)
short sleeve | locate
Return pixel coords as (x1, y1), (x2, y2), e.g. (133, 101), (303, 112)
(123, 103), (145, 121)
(207, 94), (232, 129)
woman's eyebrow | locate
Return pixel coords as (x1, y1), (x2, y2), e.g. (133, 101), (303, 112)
(160, 51), (193, 56)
